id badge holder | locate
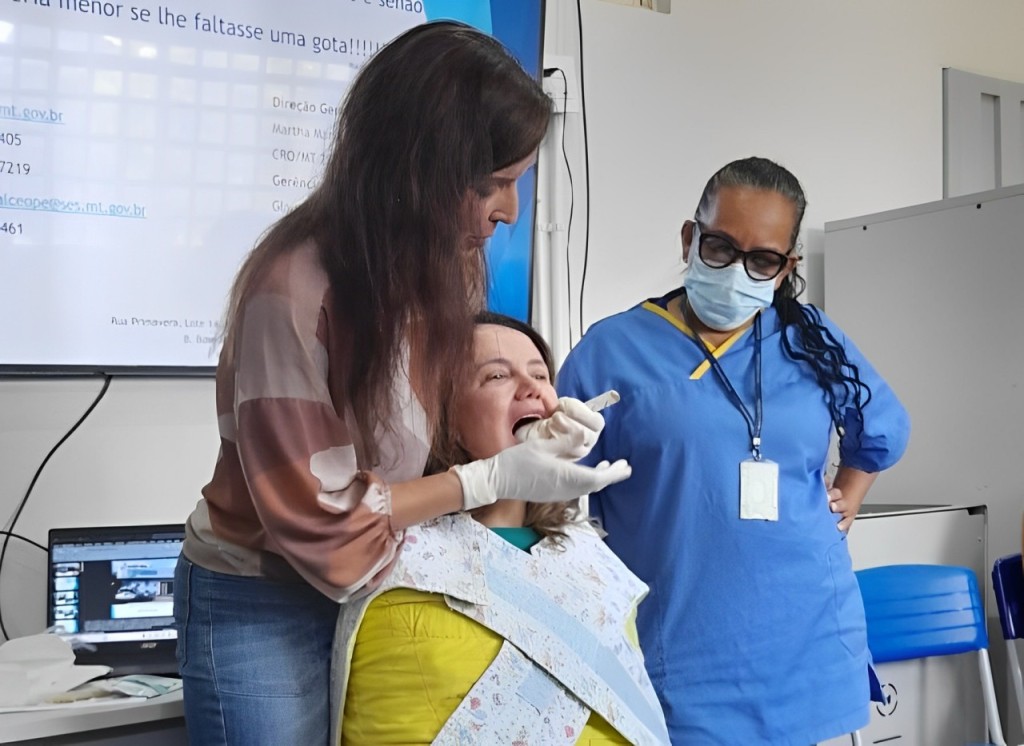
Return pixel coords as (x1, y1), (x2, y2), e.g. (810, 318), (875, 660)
(740, 458), (778, 521)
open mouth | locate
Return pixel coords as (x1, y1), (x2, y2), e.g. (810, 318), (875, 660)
(512, 414), (542, 435)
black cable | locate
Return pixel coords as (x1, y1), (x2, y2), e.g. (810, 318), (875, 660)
(0, 374), (112, 640)
(542, 67), (577, 348)
(0, 531), (47, 553)
(549, 69), (576, 348)
(574, 0), (592, 340)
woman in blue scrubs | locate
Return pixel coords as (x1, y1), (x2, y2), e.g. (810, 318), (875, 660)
(557, 157), (910, 745)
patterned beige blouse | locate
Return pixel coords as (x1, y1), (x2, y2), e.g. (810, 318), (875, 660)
(183, 240), (430, 601)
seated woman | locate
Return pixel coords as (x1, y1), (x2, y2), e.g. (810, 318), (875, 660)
(330, 311), (669, 745)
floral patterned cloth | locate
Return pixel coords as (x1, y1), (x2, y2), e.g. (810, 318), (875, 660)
(331, 514), (670, 745)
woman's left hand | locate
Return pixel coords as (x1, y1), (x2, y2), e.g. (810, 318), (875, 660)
(827, 486), (857, 533)
(827, 466), (879, 533)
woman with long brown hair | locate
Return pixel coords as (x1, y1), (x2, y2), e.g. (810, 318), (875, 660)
(172, 22), (630, 746)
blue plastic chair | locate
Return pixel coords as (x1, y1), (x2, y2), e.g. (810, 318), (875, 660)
(992, 553), (1024, 734)
(852, 564), (1006, 746)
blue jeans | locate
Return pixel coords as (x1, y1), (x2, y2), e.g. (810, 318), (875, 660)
(173, 555), (339, 746)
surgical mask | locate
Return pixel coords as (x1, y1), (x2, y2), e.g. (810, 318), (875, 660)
(684, 229), (776, 331)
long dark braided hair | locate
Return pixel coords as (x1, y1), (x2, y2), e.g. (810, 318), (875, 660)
(694, 157), (871, 443)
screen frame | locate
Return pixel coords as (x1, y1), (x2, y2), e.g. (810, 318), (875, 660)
(46, 523), (185, 673)
(1, 1), (547, 377)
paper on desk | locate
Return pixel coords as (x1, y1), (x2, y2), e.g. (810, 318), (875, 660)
(100, 674), (182, 698)
(0, 633), (111, 708)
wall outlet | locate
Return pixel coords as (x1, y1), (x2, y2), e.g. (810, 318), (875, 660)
(542, 54), (580, 113)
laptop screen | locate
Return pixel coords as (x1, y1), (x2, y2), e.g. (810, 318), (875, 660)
(47, 524), (184, 675)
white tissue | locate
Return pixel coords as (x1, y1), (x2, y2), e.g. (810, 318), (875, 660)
(0, 633), (110, 707)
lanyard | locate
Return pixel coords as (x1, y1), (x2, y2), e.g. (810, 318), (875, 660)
(688, 312), (764, 461)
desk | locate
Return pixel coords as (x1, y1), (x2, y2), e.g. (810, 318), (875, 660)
(0, 691), (185, 745)
(849, 503), (986, 577)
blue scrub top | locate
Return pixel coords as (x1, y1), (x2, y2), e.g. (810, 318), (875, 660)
(557, 292), (910, 746)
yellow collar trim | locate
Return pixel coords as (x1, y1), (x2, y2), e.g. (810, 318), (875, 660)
(642, 301), (750, 380)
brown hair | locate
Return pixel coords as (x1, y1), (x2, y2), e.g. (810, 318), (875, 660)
(428, 311), (582, 543)
(220, 23), (551, 463)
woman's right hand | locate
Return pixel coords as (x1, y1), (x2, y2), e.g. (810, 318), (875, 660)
(514, 396), (608, 459)
(452, 436), (631, 509)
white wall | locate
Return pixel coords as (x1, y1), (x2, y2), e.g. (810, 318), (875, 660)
(0, 379), (217, 640)
(4, 0), (1024, 641)
(544, 0), (1024, 327)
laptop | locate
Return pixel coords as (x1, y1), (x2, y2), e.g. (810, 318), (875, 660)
(47, 523), (185, 677)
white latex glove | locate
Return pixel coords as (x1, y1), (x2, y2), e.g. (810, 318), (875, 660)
(514, 391), (620, 460)
(452, 436), (632, 510)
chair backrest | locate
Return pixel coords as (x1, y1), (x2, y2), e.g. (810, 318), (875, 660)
(992, 553), (1024, 641)
(855, 564), (988, 664)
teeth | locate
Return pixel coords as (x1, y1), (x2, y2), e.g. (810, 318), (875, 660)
(513, 415), (541, 433)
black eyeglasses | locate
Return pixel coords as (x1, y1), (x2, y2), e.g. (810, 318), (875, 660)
(695, 221), (792, 281)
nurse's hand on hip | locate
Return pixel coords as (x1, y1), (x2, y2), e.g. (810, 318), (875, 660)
(826, 467), (878, 533)
(828, 485), (855, 532)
